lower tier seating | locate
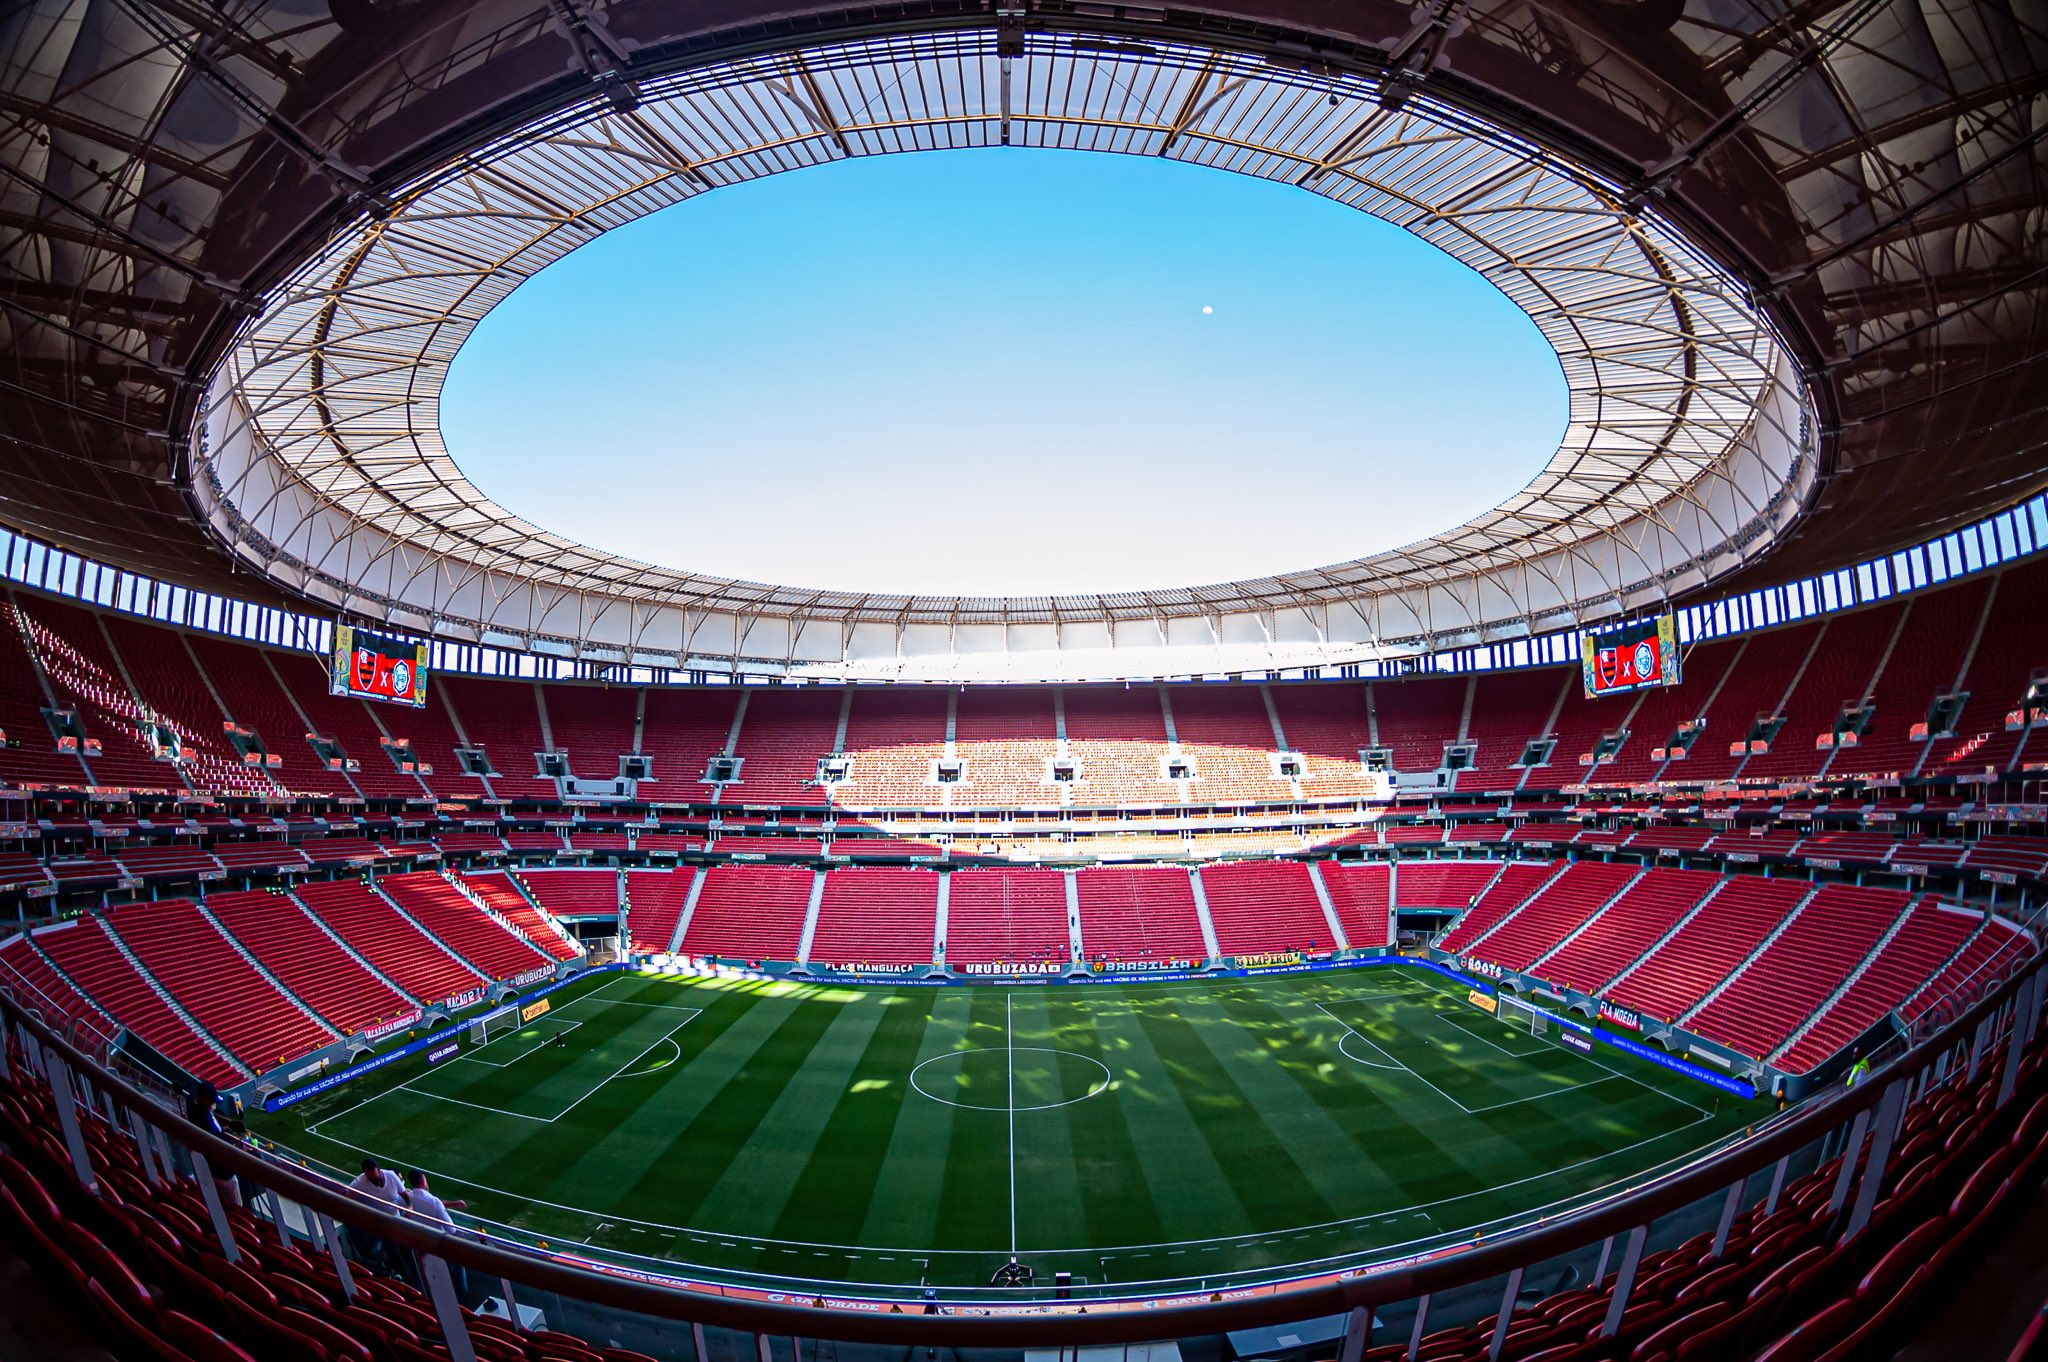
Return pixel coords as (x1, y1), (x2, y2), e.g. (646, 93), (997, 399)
(805, 868), (939, 965)
(1200, 860), (1331, 956)
(1075, 867), (1208, 964)
(294, 880), (485, 1006)
(680, 865), (814, 959)
(378, 872), (553, 981)
(943, 869), (1071, 964)
(105, 899), (330, 1075)
(205, 890), (414, 1034)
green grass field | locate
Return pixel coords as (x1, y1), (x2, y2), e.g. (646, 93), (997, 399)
(254, 966), (1766, 1298)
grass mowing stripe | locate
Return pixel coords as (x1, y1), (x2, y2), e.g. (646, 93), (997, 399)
(932, 989), (1015, 1256)
(1004, 990), (1098, 1259)
(858, 988), (975, 1256)
(1032, 990), (1168, 1259)
(772, 985), (944, 1247)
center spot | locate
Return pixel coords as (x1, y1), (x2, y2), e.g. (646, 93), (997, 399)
(908, 1046), (1111, 1111)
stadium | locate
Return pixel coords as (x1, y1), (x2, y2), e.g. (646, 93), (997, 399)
(1, 2), (2046, 1361)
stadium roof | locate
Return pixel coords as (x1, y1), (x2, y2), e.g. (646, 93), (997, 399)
(3, 1), (2042, 677)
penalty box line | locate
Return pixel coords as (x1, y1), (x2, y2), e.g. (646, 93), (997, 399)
(316, 1008), (701, 1133)
(457, 1018), (588, 1068)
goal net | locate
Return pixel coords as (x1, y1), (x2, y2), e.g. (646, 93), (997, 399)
(469, 1009), (520, 1047)
(1496, 995), (1549, 1037)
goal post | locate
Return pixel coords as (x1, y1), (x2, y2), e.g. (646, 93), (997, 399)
(1496, 994), (1548, 1037)
(469, 1009), (520, 1046)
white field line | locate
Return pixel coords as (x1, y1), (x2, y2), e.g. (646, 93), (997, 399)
(457, 1018), (587, 1068)
(1006, 991), (1017, 1253)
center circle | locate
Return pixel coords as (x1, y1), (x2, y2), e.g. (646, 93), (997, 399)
(908, 1046), (1112, 1111)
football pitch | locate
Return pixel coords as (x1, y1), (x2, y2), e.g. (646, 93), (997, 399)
(255, 966), (1767, 1297)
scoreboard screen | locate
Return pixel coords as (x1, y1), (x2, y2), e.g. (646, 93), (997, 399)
(331, 624), (429, 708)
(1582, 614), (1681, 699)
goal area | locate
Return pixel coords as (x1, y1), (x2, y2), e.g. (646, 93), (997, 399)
(469, 1009), (521, 1046)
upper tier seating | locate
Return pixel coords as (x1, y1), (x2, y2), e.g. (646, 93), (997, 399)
(1437, 862), (1557, 954)
(377, 872), (552, 980)
(440, 676), (548, 793)
(1062, 687), (1171, 805)
(101, 612), (274, 794)
(1316, 861), (1392, 949)
(1457, 670), (1569, 792)
(1074, 867), (1208, 963)
(294, 879), (484, 1005)
(105, 899), (331, 1073)
(831, 689), (949, 809)
(0, 596), (98, 789)
(951, 689), (1058, 809)
(180, 634), (358, 798)
(624, 868), (694, 954)
(33, 917), (241, 1088)
(636, 688), (739, 800)
(14, 597), (188, 793)
(542, 683), (640, 781)
(1687, 884), (1914, 1059)
(1469, 860), (1642, 973)
(680, 865), (814, 959)
(1536, 867), (1723, 995)
(728, 689), (842, 805)
(1267, 682), (1377, 796)
(1200, 860), (1332, 956)
(1373, 675), (1467, 773)
(806, 868), (938, 965)
(943, 868), (1070, 964)
(205, 889), (413, 1033)
(463, 872), (584, 960)
(1607, 877), (1810, 1023)
(1168, 687), (1296, 803)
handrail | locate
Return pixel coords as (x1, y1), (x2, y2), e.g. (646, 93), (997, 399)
(0, 948), (2037, 1345)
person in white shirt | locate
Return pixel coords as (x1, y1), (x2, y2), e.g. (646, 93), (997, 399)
(405, 1169), (471, 1296)
(349, 1158), (403, 1205)
(403, 1168), (466, 1223)
(345, 1158), (404, 1273)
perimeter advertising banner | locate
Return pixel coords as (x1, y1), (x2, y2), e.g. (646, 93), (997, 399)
(331, 623), (429, 708)
(1582, 614), (1682, 699)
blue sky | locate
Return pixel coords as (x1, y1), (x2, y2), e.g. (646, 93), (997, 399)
(441, 149), (1566, 597)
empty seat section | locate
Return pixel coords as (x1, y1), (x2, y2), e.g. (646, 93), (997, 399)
(1923, 559), (2048, 776)
(35, 917), (240, 1087)
(1607, 877), (1807, 1022)
(1268, 682), (1376, 795)
(1061, 686), (1169, 804)
(832, 689), (950, 809)
(1201, 860), (1330, 955)
(1396, 861), (1506, 911)
(727, 689), (841, 804)
(379, 871), (551, 980)
(296, 879), (482, 1004)
(944, 869), (1070, 964)
(100, 613), (273, 794)
(1471, 861), (1639, 973)
(1075, 867), (1207, 963)
(1679, 621), (1824, 781)
(464, 871), (585, 960)
(1168, 687), (1296, 802)
(439, 676), (550, 793)
(624, 868), (693, 953)
(1316, 862), (1391, 949)
(1372, 675), (1466, 774)
(1904, 916), (2034, 1023)
(636, 688), (740, 799)
(181, 635), (358, 798)
(1743, 604), (1903, 780)
(1436, 862), (1555, 954)
(1688, 884), (1912, 1058)
(680, 865), (813, 958)
(0, 932), (110, 1047)
(206, 889), (412, 1032)
(14, 598), (183, 791)
(269, 654), (432, 799)
(807, 868), (938, 965)
(1457, 671), (1564, 791)
(952, 688), (1058, 808)
(1963, 836), (2048, 879)
(1538, 867), (1721, 995)
(107, 899), (330, 1072)
(1831, 584), (1991, 777)
(112, 845), (223, 882)
(1778, 900), (1980, 1071)
(541, 683), (640, 779)
(0, 599), (96, 788)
